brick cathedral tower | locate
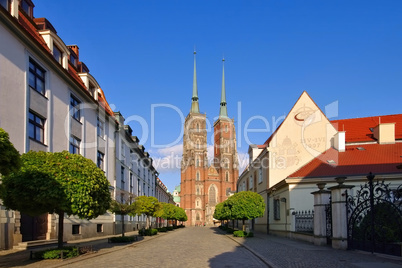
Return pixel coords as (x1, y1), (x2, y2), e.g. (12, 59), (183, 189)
(180, 55), (238, 226)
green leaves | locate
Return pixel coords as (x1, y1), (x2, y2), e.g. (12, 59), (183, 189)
(1, 150), (112, 219)
(0, 128), (21, 177)
(213, 191), (265, 221)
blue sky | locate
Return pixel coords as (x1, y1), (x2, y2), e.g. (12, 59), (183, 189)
(34, 0), (402, 192)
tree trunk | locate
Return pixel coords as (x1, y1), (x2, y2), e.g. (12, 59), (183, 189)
(242, 219), (245, 231)
(57, 211), (64, 249)
(146, 215), (149, 230)
(121, 214), (125, 237)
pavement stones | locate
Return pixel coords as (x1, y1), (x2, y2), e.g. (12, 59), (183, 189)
(0, 227), (401, 268)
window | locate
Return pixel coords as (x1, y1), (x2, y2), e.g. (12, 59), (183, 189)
(258, 167), (263, 183)
(196, 186), (200, 195)
(97, 224), (103, 233)
(242, 181), (246, 192)
(249, 176), (253, 189)
(29, 112), (44, 143)
(225, 125), (228, 133)
(121, 166), (125, 190)
(0, 0), (10, 11)
(97, 151), (104, 170)
(196, 213), (200, 221)
(70, 95), (81, 121)
(97, 118), (104, 138)
(21, 0), (32, 17)
(53, 44), (62, 64)
(196, 171), (200, 181)
(274, 199), (280, 220)
(130, 173), (133, 193)
(69, 136), (80, 154)
(70, 54), (77, 67)
(29, 59), (45, 95)
(72, 224), (80, 235)
(225, 171), (229, 182)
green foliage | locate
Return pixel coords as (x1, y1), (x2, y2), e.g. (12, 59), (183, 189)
(110, 199), (136, 216)
(139, 228), (158, 236)
(33, 246), (79, 259)
(133, 196), (160, 229)
(158, 227), (168, 232)
(0, 151), (112, 248)
(213, 201), (232, 221)
(226, 191), (265, 221)
(233, 230), (254, 237)
(1, 151), (111, 218)
(155, 202), (187, 224)
(166, 226), (174, 231)
(233, 230), (245, 237)
(0, 128), (21, 177)
(109, 236), (136, 243)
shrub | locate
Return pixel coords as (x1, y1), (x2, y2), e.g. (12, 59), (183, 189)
(166, 226), (174, 231)
(158, 227), (167, 232)
(139, 228), (158, 236)
(233, 230), (246, 237)
(33, 246), (79, 259)
(246, 231), (254, 237)
(177, 224), (185, 228)
(226, 228), (235, 234)
(109, 236), (136, 243)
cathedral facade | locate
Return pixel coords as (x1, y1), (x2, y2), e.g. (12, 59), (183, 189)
(180, 53), (239, 226)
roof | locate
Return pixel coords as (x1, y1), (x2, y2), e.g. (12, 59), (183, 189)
(331, 114), (402, 143)
(289, 143), (402, 178)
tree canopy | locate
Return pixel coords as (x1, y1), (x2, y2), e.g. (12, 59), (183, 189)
(133, 196), (160, 229)
(0, 128), (21, 176)
(155, 203), (187, 225)
(109, 199), (136, 237)
(0, 150), (112, 247)
(214, 191), (265, 229)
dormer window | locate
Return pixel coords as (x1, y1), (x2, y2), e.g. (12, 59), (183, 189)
(0, 0), (10, 11)
(20, 0), (33, 18)
(53, 44), (62, 64)
(70, 54), (77, 67)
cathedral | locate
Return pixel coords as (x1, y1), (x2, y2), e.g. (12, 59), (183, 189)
(180, 52), (239, 226)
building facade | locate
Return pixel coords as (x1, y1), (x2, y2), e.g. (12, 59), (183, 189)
(180, 54), (238, 226)
(237, 91), (402, 241)
(0, 0), (159, 249)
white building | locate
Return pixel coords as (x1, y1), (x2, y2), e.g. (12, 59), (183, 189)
(0, 0), (159, 249)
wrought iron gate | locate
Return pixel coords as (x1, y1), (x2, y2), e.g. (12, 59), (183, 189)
(346, 173), (402, 256)
(325, 196), (332, 245)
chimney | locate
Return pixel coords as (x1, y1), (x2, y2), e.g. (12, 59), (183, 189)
(67, 45), (79, 60)
(373, 123), (395, 144)
(333, 131), (345, 152)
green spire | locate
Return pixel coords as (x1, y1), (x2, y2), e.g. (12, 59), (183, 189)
(219, 58), (228, 118)
(191, 51), (200, 113)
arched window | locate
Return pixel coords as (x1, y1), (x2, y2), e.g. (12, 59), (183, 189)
(197, 123), (200, 131)
(196, 186), (200, 195)
(196, 213), (200, 221)
(209, 185), (217, 206)
(225, 171), (229, 182)
(196, 171), (200, 181)
(196, 156), (200, 167)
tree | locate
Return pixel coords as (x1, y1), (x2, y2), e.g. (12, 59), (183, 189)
(109, 199), (136, 237)
(0, 128), (21, 176)
(155, 202), (176, 227)
(0, 151), (112, 248)
(213, 200), (232, 224)
(230, 191), (265, 231)
(133, 196), (160, 229)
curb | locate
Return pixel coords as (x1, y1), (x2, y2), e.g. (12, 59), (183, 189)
(217, 229), (278, 268)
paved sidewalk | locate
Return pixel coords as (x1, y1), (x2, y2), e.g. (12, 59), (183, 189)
(225, 231), (402, 268)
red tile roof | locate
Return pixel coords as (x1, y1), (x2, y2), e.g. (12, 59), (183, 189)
(98, 88), (114, 117)
(289, 143), (402, 178)
(18, 10), (51, 53)
(331, 114), (402, 143)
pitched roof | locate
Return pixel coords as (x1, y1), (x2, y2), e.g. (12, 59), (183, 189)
(289, 143), (402, 178)
(331, 114), (402, 143)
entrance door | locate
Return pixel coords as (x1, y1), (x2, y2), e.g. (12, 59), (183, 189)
(20, 213), (48, 241)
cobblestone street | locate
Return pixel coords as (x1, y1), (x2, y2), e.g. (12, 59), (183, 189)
(2, 227), (402, 268)
(57, 227), (267, 268)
